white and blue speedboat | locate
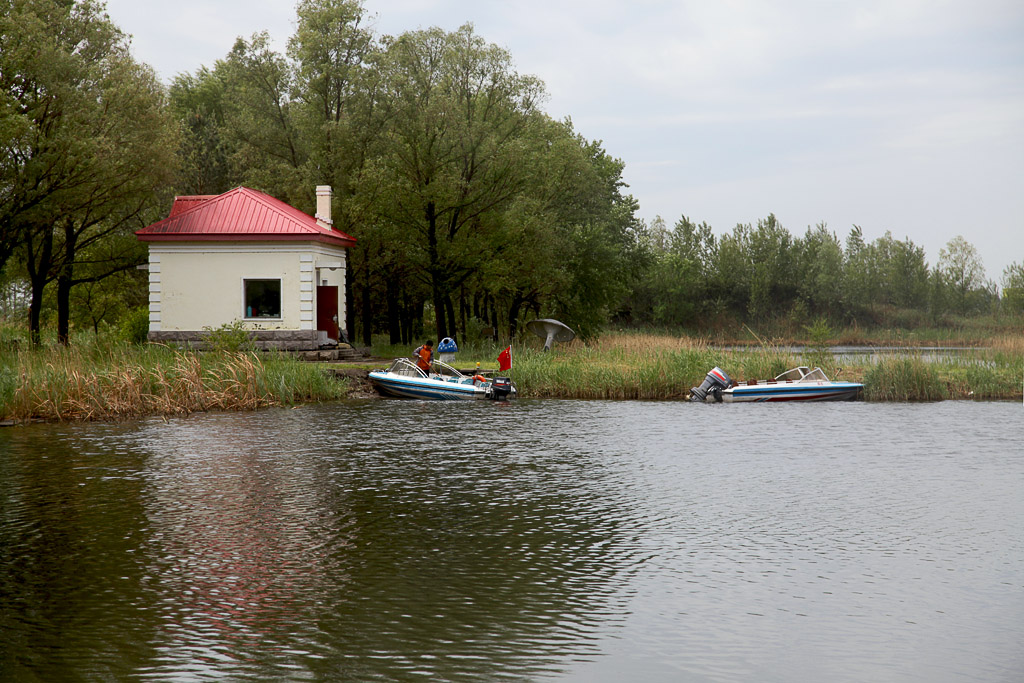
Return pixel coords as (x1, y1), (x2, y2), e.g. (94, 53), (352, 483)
(691, 366), (863, 403)
(369, 358), (516, 401)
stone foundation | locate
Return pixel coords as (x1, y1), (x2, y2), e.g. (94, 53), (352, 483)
(149, 329), (322, 351)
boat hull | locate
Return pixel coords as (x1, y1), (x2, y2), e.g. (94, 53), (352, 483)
(368, 371), (491, 400)
(723, 382), (863, 403)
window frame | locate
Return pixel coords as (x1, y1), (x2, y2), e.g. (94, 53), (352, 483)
(242, 278), (283, 320)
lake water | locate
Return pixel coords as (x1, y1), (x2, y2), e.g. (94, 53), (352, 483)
(1, 399), (1022, 682)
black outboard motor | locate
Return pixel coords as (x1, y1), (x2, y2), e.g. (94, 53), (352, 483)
(690, 367), (732, 402)
(489, 377), (514, 400)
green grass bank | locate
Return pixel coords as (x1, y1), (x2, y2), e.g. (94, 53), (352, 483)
(1, 341), (349, 424)
(377, 332), (1023, 402)
(2, 330), (1020, 424)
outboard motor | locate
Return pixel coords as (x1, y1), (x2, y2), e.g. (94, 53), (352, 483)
(690, 367), (732, 402)
(489, 377), (514, 400)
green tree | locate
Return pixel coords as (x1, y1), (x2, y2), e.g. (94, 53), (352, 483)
(0, 0), (178, 344)
(795, 223), (843, 316)
(368, 24), (545, 339)
(288, 0), (379, 223)
(937, 235), (988, 315)
(220, 31), (306, 200)
(474, 118), (614, 340)
(842, 225), (872, 311)
(1000, 262), (1024, 314)
(881, 234), (929, 309)
(169, 67), (233, 194)
(289, 0), (386, 344)
(842, 228), (931, 316)
(648, 215), (669, 253)
(712, 215), (794, 321)
(642, 216), (715, 326)
(540, 134), (645, 339)
(69, 249), (148, 336)
(473, 119), (580, 339)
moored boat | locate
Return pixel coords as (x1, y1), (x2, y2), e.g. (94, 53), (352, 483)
(690, 366), (863, 403)
(369, 358), (516, 401)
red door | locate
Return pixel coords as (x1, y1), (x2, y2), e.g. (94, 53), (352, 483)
(316, 286), (340, 341)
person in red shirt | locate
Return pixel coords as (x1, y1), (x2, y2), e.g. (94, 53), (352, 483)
(413, 340), (434, 374)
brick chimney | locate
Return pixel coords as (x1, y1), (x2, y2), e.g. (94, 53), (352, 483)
(315, 185), (333, 230)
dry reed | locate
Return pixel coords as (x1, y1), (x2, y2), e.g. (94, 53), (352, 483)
(598, 332), (707, 355)
(990, 333), (1024, 355)
(505, 333), (1018, 401)
(2, 344), (344, 423)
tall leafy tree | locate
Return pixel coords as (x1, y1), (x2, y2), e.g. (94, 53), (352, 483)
(0, 0), (178, 343)
(550, 140), (646, 339)
(795, 223), (843, 315)
(711, 215), (794, 321)
(937, 235), (988, 315)
(664, 217), (715, 325)
(169, 67), (233, 195)
(289, 0), (385, 343)
(842, 225), (872, 311)
(878, 233), (929, 309)
(289, 0), (376, 219)
(367, 24), (545, 339)
(1001, 262), (1024, 314)
(219, 31), (306, 200)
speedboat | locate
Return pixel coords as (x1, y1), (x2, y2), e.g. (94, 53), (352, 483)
(690, 366), (863, 403)
(368, 358), (516, 401)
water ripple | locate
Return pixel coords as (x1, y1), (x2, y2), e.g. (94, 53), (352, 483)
(1, 400), (1022, 681)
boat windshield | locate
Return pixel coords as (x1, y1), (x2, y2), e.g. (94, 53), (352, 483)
(774, 366), (830, 382)
(774, 366), (810, 382)
(385, 357), (470, 380)
(802, 367), (830, 382)
(386, 358), (427, 377)
(431, 360), (468, 379)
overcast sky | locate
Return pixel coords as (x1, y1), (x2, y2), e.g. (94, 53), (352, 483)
(104, 0), (1024, 282)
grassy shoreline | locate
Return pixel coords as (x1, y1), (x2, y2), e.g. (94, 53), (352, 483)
(1, 343), (349, 424)
(466, 333), (1022, 402)
(2, 331), (1020, 424)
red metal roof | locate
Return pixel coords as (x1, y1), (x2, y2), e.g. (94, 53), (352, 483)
(168, 195), (216, 217)
(136, 187), (356, 247)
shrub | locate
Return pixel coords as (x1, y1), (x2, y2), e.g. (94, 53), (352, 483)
(203, 320), (254, 353)
(118, 306), (150, 345)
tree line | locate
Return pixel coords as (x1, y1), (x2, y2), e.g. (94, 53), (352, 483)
(628, 217), (1023, 331)
(2, 0), (1021, 347)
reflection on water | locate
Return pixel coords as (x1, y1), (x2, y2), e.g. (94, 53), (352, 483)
(137, 415), (350, 678)
(1, 400), (1022, 682)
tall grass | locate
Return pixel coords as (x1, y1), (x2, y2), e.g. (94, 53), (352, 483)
(937, 353), (1023, 400)
(502, 333), (804, 400)
(445, 331), (1018, 402)
(1, 341), (349, 423)
(5, 327), (1011, 422)
(862, 356), (948, 401)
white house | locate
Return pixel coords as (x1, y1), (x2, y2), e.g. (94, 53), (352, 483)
(136, 185), (356, 351)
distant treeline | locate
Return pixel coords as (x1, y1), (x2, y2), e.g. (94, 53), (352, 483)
(2, 0), (1021, 347)
(624, 216), (1024, 332)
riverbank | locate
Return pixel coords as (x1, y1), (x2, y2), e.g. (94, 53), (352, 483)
(0, 343), (349, 424)
(463, 333), (1022, 402)
(2, 332), (1020, 424)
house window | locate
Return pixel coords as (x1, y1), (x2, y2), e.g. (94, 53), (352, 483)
(244, 279), (281, 319)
